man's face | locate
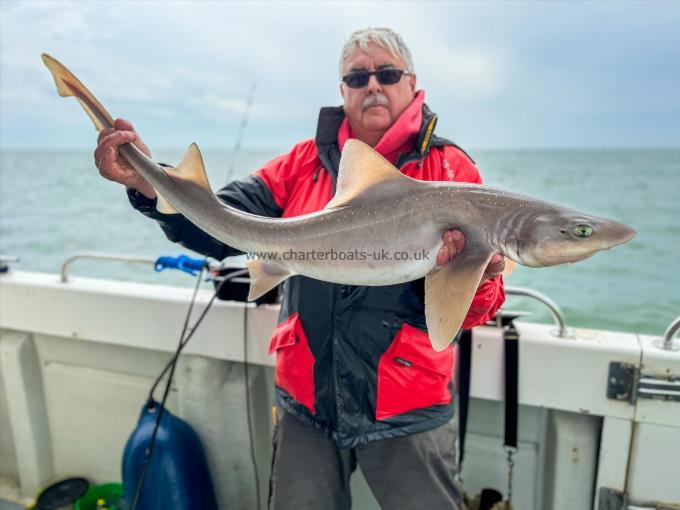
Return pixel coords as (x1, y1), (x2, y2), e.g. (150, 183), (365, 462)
(340, 43), (416, 140)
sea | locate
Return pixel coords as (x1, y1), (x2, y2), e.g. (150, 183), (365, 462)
(1, 148), (678, 337)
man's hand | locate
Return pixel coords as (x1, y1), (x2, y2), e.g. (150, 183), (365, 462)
(436, 229), (504, 286)
(94, 118), (156, 199)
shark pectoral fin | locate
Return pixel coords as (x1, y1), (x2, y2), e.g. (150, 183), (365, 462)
(424, 251), (494, 351)
(173, 144), (213, 191)
(325, 139), (416, 209)
(246, 259), (291, 301)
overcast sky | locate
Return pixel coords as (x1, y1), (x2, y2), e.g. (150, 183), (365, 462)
(1, 0), (679, 151)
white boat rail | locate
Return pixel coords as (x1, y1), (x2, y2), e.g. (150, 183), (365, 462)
(659, 316), (680, 351)
(60, 252), (157, 282)
(58, 252), (573, 338)
(504, 286), (569, 337)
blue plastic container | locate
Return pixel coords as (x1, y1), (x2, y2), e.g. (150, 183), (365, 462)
(122, 401), (218, 510)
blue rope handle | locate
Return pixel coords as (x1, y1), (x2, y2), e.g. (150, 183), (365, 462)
(154, 255), (206, 276)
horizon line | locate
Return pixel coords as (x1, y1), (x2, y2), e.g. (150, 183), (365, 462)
(2, 145), (679, 153)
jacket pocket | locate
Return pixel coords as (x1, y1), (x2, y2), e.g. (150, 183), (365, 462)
(376, 323), (454, 421)
(268, 312), (316, 414)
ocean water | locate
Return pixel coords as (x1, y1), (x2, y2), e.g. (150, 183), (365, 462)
(1, 148), (678, 336)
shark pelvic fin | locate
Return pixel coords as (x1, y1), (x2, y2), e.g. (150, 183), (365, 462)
(155, 190), (179, 214)
(41, 53), (114, 132)
(169, 143), (213, 191)
(325, 139), (416, 209)
(148, 163), (179, 214)
(424, 250), (494, 351)
(247, 259), (291, 301)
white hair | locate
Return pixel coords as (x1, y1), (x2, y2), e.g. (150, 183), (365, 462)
(339, 27), (414, 77)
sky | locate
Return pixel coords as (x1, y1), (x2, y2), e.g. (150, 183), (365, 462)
(1, 0), (679, 151)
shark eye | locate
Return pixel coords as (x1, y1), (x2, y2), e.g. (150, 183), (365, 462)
(573, 224), (593, 238)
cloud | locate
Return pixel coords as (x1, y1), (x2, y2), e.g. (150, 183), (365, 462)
(1, 0), (679, 149)
(187, 92), (263, 117)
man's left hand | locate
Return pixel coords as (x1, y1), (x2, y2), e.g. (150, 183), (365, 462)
(436, 229), (504, 286)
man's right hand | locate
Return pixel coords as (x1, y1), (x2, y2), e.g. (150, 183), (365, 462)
(94, 118), (157, 199)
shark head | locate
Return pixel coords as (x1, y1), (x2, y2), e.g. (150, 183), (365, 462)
(514, 209), (637, 267)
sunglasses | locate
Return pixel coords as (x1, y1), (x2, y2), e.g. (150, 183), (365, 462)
(341, 69), (412, 89)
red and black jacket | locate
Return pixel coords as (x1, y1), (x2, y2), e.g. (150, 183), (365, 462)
(129, 97), (505, 448)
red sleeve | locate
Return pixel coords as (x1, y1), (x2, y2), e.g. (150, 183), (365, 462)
(462, 275), (506, 329)
(440, 145), (483, 184)
(254, 139), (317, 209)
(439, 146), (506, 327)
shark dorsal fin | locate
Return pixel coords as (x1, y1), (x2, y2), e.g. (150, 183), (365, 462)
(325, 139), (414, 209)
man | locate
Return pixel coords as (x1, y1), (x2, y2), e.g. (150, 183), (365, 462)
(95, 28), (505, 509)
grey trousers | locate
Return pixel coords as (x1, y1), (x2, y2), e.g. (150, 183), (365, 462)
(268, 409), (462, 510)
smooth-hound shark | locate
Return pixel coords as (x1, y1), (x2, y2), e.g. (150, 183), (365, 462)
(42, 54), (636, 350)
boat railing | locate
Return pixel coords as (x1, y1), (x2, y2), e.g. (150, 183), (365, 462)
(658, 316), (680, 351)
(58, 253), (573, 334)
(60, 252), (157, 282)
(57, 252), (573, 339)
(503, 286), (569, 338)
(56, 254), (680, 352)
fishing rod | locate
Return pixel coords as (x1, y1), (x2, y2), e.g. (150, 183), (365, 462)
(226, 84), (257, 182)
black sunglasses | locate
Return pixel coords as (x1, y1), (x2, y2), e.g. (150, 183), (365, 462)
(342, 69), (412, 89)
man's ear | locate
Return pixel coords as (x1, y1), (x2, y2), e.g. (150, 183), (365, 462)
(409, 74), (417, 93)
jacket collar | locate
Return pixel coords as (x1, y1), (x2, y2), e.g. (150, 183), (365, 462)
(337, 90), (425, 164)
(315, 91), (438, 162)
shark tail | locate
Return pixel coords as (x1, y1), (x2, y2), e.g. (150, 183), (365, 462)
(41, 53), (114, 132)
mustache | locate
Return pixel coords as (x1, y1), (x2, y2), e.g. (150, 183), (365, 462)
(362, 93), (389, 110)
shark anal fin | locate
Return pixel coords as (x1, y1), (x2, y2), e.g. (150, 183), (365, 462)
(247, 259), (291, 301)
(325, 139), (417, 209)
(424, 251), (494, 351)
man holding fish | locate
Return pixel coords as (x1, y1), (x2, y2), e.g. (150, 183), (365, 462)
(94, 28), (505, 509)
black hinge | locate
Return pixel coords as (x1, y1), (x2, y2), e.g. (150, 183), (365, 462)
(598, 487), (625, 510)
(606, 362), (638, 404)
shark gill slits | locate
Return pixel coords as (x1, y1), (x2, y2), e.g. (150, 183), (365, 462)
(573, 225), (594, 238)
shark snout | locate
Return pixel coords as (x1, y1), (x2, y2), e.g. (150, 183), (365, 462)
(603, 221), (637, 248)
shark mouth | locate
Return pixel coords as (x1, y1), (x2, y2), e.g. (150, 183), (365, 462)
(569, 252), (595, 263)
